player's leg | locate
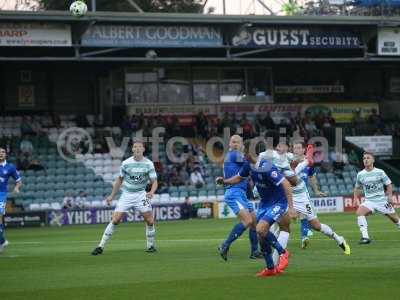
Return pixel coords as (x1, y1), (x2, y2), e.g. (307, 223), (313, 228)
(91, 211), (125, 255)
(248, 207), (262, 259)
(308, 217), (350, 255)
(142, 211), (156, 252)
(272, 213), (291, 265)
(376, 201), (400, 228)
(257, 206), (289, 272)
(356, 203), (373, 244)
(0, 193), (9, 253)
(218, 189), (252, 261)
(218, 208), (253, 261)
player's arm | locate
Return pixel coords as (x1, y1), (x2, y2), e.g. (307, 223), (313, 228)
(382, 171), (394, 205)
(385, 183), (394, 205)
(281, 178), (297, 219)
(309, 175), (327, 197)
(216, 174), (242, 186)
(353, 172), (362, 202)
(12, 167), (22, 193)
(216, 160), (250, 186)
(106, 176), (123, 205)
(14, 181), (22, 193)
(147, 164), (158, 199)
(147, 179), (158, 199)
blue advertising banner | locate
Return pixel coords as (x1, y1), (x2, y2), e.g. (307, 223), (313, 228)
(81, 25), (222, 48)
(48, 205), (182, 226)
(231, 28), (361, 49)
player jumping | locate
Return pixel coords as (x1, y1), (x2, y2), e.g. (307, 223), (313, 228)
(91, 140), (158, 255)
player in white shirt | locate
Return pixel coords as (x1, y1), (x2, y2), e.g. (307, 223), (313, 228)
(91, 140), (158, 255)
(354, 151), (400, 244)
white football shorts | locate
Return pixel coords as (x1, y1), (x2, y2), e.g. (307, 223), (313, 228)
(115, 190), (152, 213)
(361, 200), (395, 215)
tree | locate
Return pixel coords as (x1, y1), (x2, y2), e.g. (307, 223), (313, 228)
(281, 0), (302, 16)
(39, 0), (204, 13)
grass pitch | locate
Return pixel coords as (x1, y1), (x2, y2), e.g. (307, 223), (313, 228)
(1, 212), (400, 300)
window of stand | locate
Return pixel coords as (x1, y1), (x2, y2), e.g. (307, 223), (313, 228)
(125, 67), (273, 104)
(125, 69), (158, 104)
(192, 68), (219, 103)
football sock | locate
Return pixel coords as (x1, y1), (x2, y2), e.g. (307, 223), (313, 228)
(146, 224), (156, 248)
(263, 242), (275, 270)
(272, 231), (289, 265)
(223, 223), (246, 248)
(357, 216), (369, 239)
(249, 228), (258, 253)
(0, 223), (5, 245)
(99, 222), (115, 248)
(320, 223), (343, 244)
(300, 218), (310, 239)
(266, 231), (284, 255)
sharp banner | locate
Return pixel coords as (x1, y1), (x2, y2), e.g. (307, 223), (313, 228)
(81, 25), (223, 48)
(0, 23), (71, 47)
(231, 27), (361, 49)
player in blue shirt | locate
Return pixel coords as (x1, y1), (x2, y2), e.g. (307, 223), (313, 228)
(218, 140), (296, 277)
(292, 142), (327, 248)
(0, 147), (22, 253)
(217, 135), (262, 261)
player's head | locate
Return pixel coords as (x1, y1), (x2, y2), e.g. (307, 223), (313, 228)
(229, 135), (243, 151)
(0, 147), (6, 161)
(276, 142), (288, 155)
(363, 151), (375, 168)
(132, 140), (145, 157)
(293, 141), (306, 156)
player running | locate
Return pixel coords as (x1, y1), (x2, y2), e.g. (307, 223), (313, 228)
(0, 147), (22, 253)
(218, 140), (295, 277)
(354, 151), (400, 244)
(218, 135), (262, 261)
(91, 140), (158, 255)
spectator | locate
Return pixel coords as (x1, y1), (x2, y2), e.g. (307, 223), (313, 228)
(178, 166), (190, 186)
(219, 112), (231, 133)
(195, 112), (209, 139)
(190, 167), (205, 188)
(27, 160), (45, 172)
(254, 114), (265, 134)
(348, 149), (360, 166)
(62, 192), (74, 209)
(330, 150), (349, 173)
(263, 112), (275, 130)
(181, 196), (193, 219)
(19, 136), (33, 157)
(74, 191), (87, 209)
(240, 114), (254, 139)
(17, 154), (31, 171)
(20, 116), (35, 136)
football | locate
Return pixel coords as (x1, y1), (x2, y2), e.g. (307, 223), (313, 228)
(69, 1), (88, 17)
